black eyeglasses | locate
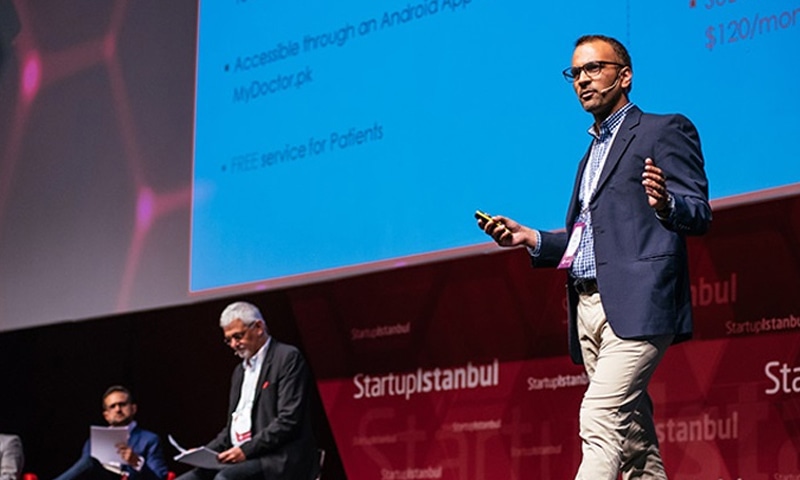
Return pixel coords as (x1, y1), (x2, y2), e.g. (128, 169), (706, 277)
(562, 61), (626, 82)
(223, 322), (256, 345)
(105, 400), (131, 410)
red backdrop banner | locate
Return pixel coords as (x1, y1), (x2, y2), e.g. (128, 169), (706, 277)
(291, 193), (800, 479)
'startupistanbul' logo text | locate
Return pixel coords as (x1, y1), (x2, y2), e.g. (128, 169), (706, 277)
(353, 359), (499, 400)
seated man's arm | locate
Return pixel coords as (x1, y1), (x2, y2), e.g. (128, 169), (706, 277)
(129, 433), (169, 480)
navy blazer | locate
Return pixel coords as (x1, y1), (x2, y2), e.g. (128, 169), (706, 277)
(534, 106), (711, 364)
(207, 339), (316, 480)
(79, 424), (168, 480)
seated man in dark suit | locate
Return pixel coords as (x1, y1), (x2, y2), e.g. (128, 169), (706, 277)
(175, 301), (317, 480)
(55, 385), (169, 480)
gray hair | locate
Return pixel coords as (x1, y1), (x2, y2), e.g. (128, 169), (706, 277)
(219, 301), (266, 329)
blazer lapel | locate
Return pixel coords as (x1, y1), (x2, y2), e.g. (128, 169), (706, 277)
(567, 147), (591, 227)
(591, 106), (641, 199)
(255, 340), (275, 402)
(229, 365), (245, 414)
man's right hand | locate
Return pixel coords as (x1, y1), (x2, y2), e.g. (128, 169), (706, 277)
(476, 214), (538, 249)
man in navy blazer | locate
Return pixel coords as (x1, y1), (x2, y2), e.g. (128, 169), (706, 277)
(54, 386), (168, 480)
(478, 35), (710, 479)
(176, 301), (316, 480)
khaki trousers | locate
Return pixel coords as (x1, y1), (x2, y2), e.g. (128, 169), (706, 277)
(574, 292), (673, 480)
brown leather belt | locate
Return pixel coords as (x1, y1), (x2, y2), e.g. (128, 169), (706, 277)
(574, 279), (598, 295)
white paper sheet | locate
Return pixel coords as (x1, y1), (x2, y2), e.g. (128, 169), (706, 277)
(168, 434), (225, 470)
(90, 425), (130, 466)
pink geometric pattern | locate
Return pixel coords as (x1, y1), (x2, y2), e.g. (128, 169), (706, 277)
(0, 0), (193, 327)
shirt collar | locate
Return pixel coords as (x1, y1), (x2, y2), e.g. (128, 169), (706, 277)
(244, 335), (271, 369)
(588, 102), (634, 140)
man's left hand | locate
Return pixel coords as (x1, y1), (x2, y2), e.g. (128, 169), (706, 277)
(218, 446), (246, 463)
(642, 157), (671, 214)
(117, 444), (140, 467)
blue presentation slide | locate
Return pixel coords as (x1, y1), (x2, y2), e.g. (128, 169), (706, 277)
(191, 0), (800, 292)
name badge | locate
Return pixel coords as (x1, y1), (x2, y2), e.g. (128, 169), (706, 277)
(557, 222), (585, 269)
(232, 409), (253, 446)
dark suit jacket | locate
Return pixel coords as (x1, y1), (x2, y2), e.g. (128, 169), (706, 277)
(534, 106), (711, 364)
(79, 424), (168, 480)
(207, 339), (316, 480)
